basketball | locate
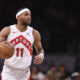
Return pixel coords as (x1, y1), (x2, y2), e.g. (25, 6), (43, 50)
(0, 41), (15, 59)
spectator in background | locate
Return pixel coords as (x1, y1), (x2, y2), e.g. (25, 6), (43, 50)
(59, 65), (70, 77)
(71, 72), (80, 80)
(56, 71), (65, 80)
(37, 69), (45, 80)
(56, 65), (70, 80)
(45, 71), (56, 80)
(31, 65), (39, 80)
(48, 64), (57, 74)
(56, 70), (71, 80)
(44, 64), (57, 80)
(31, 65), (45, 80)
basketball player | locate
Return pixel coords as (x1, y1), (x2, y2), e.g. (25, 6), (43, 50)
(0, 8), (44, 80)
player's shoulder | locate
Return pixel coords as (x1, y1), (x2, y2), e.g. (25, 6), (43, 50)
(32, 29), (41, 41)
(1, 26), (10, 32)
(28, 26), (40, 34)
(28, 26), (33, 31)
(28, 26), (41, 39)
(1, 24), (16, 32)
(0, 26), (11, 36)
(33, 29), (40, 35)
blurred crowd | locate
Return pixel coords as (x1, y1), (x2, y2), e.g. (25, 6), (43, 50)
(30, 65), (80, 80)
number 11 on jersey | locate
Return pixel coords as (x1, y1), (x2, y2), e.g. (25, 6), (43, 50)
(16, 48), (24, 57)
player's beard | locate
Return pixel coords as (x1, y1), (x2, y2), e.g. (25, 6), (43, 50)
(22, 22), (29, 27)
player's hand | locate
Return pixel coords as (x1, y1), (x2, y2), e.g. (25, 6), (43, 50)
(33, 54), (44, 64)
(3, 41), (14, 50)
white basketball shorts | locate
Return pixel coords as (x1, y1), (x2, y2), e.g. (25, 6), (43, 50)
(1, 65), (30, 80)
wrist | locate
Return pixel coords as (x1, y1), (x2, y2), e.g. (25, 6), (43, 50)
(39, 53), (44, 59)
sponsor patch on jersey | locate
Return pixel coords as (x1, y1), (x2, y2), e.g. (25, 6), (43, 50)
(12, 32), (17, 33)
(26, 33), (30, 36)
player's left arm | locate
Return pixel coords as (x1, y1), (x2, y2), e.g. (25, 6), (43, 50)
(33, 29), (44, 64)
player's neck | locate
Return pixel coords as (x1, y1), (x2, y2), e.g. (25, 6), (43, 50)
(16, 22), (28, 32)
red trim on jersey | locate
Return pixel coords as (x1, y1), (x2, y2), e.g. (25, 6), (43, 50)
(28, 75), (31, 80)
(22, 35), (32, 56)
(10, 35), (32, 56)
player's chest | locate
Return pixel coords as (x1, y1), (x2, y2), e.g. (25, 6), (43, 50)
(8, 32), (34, 46)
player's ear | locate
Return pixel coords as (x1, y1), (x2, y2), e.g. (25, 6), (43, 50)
(16, 16), (20, 21)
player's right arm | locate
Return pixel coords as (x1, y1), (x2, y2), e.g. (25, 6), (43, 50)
(0, 27), (10, 42)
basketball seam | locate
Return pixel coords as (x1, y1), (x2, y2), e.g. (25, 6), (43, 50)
(0, 46), (14, 58)
(0, 43), (14, 54)
(0, 49), (11, 58)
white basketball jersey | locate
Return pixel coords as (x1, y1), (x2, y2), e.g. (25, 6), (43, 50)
(4, 24), (34, 69)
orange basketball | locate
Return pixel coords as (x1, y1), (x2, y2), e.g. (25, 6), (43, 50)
(0, 41), (15, 59)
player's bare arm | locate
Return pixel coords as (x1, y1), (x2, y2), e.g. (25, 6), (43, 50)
(33, 29), (44, 64)
(0, 27), (10, 42)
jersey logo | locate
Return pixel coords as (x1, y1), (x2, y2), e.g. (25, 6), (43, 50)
(10, 35), (32, 55)
(12, 32), (17, 33)
(26, 33), (30, 36)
